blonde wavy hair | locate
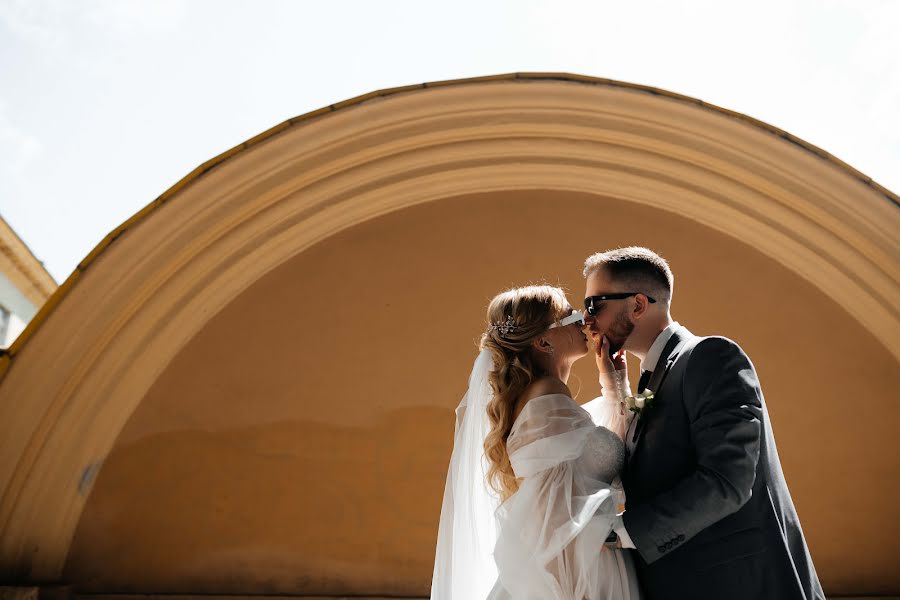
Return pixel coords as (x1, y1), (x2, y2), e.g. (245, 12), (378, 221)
(480, 285), (569, 502)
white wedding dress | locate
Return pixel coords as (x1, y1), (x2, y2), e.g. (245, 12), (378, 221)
(431, 350), (642, 600)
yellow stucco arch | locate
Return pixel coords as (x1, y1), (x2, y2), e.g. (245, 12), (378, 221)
(0, 73), (897, 590)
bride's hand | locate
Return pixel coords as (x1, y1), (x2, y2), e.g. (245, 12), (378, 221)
(596, 335), (628, 376)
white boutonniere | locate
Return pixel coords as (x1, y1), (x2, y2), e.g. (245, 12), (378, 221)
(625, 391), (655, 415)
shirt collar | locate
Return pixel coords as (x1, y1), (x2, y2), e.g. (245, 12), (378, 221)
(640, 321), (680, 372)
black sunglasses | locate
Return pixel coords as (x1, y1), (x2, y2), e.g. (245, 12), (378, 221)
(583, 292), (657, 316)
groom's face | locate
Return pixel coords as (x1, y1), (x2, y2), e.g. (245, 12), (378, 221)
(583, 269), (635, 353)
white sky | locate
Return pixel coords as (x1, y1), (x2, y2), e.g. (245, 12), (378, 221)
(1, 0), (898, 283)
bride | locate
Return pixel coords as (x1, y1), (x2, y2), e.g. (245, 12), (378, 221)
(431, 285), (642, 599)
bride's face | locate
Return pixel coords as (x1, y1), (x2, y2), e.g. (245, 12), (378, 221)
(546, 305), (590, 361)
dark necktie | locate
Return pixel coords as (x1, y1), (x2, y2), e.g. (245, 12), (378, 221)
(637, 369), (653, 394)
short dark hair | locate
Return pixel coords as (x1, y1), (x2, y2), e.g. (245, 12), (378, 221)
(583, 247), (674, 302)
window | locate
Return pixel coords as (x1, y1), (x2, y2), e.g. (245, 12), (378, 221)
(0, 305), (10, 348)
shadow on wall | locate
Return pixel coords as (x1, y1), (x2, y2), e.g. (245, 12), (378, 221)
(66, 406), (451, 597)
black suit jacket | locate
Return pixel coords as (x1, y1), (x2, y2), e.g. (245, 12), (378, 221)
(622, 325), (824, 600)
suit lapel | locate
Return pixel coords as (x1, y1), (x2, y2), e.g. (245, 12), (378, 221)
(627, 326), (694, 454)
(646, 325), (690, 393)
(625, 409), (640, 454)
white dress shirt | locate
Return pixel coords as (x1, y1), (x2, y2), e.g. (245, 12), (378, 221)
(640, 321), (680, 373)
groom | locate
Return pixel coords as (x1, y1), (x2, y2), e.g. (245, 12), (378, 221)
(583, 247), (824, 600)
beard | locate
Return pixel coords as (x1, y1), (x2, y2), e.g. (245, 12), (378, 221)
(605, 308), (634, 353)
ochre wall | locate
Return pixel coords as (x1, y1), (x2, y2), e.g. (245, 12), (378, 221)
(64, 191), (899, 597)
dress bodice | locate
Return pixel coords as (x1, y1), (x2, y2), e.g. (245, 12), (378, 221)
(582, 424), (625, 484)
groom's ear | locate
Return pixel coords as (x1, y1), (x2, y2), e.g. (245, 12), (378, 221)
(631, 294), (652, 319)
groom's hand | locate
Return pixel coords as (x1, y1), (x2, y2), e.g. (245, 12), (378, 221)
(603, 531), (620, 549)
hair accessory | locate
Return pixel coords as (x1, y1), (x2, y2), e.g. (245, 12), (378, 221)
(489, 315), (518, 337)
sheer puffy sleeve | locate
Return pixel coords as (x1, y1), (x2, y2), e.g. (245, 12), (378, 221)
(581, 369), (634, 441)
(491, 394), (618, 599)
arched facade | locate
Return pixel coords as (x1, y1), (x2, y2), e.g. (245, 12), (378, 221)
(0, 74), (897, 597)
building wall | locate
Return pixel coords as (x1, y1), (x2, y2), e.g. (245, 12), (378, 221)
(0, 272), (35, 347)
(0, 215), (56, 348)
(0, 75), (894, 597)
